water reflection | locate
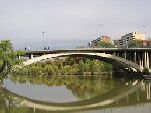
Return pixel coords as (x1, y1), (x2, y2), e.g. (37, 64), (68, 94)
(1, 75), (151, 113)
(6, 75), (118, 101)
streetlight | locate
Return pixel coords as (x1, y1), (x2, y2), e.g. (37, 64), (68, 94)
(42, 31), (47, 50)
(47, 25), (50, 50)
(42, 25), (52, 50)
(98, 24), (103, 37)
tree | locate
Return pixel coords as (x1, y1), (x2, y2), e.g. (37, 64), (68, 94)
(128, 40), (143, 48)
(147, 38), (151, 48)
(0, 40), (19, 80)
(96, 41), (113, 48)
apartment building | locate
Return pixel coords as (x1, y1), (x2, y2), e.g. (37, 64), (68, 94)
(88, 35), (111, 48)
(114, 32), (146, 48)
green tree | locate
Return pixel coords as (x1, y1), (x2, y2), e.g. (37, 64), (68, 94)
(0, 40), (19, 80)
(96, 41), (113, 48)
(128, 40), (143, 48)
(147, 38), (151, 48)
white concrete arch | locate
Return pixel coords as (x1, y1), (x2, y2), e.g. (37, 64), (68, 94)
(22, 52), (143, 72)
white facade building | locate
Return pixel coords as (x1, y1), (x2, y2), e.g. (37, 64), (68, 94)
(119, 32), (146, 48)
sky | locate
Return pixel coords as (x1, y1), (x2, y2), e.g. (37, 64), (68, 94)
(0, 0), (151, 50)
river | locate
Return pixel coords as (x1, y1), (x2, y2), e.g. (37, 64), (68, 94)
(0, 75), (151, 113)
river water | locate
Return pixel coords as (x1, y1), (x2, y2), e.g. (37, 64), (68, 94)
(0, 75), (151, 113)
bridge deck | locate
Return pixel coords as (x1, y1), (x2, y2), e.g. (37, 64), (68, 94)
(24, 48), (151, 56)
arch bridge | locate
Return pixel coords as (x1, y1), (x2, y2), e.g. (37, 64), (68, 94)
(21, 48), (148, 75)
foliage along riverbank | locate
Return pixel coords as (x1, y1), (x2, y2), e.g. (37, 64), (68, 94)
(14, 57), (113, 78)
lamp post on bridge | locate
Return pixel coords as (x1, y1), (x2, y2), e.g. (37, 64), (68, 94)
(48, 25), (51, 50)
(42, 31), (47, 50)
(98, 24), (103, 37)
(42, 25), (52, 50)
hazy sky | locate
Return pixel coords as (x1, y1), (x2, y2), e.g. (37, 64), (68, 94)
(0, 0), (151, 49)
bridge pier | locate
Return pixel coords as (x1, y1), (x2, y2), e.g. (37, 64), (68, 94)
(134, 52), (137, 63)
(147, 52), (149, 69)
(149, 52), (151, 68)
(18, 55), (21, 60)
(144, 52), (150, 69)
(117, 53), (119, 57)
(30, 54), (33, 59)
(113, 52), (116, 56)
(124, 51), (127, 59)
(142, 53), (144, 68)
(138, 53), (143, 67)
(144, 52), (146, 68)
(129, 52), (132, 61)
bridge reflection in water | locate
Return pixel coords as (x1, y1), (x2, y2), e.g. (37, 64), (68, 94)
(1, 79), (151, 113)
